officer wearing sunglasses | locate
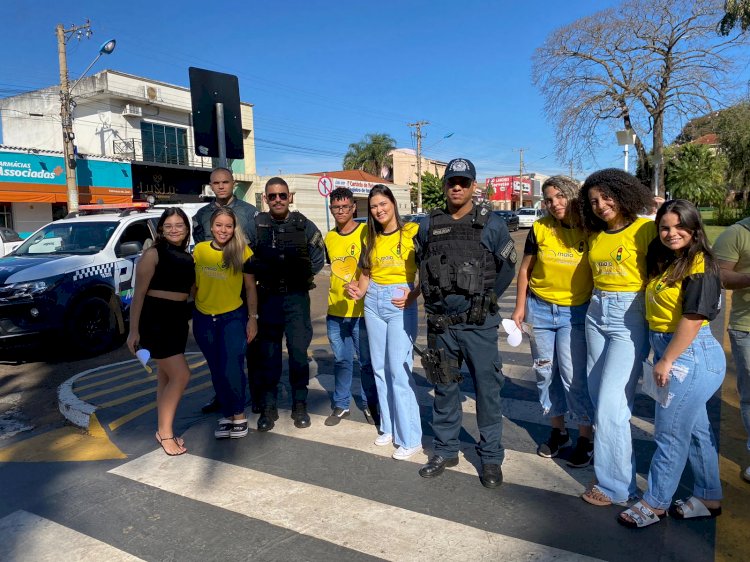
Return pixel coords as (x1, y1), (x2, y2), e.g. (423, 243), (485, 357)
(245, 177), (325, 431)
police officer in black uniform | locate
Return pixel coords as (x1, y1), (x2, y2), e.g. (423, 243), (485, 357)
(416, 158), (516, 488)
(246, 177), (325, 430)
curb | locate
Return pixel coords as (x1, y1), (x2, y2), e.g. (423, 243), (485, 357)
(57, 358), (135, 429)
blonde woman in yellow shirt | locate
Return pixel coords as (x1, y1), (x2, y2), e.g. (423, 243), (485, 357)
(512, 176), (595, 467)
(348, 185), (422, 460)
(193, 208), (257, 440)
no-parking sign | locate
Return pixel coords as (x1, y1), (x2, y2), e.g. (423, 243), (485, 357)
(318, 176), (333, 197)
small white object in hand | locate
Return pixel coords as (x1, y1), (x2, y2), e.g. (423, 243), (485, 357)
(501, 319), (523, 347)
(136, 348), (153, 374)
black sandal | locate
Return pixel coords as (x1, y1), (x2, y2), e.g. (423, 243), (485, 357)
(155, 432), (186, 456)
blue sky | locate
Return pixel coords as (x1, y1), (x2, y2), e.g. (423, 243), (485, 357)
(2, 1), (747, 181)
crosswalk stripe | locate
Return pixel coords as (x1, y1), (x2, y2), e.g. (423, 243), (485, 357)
(309, 371), (656, 442)
(208, 405), (591, 497)
(110, 451), (603, 561)
(0, 510), (143, 561)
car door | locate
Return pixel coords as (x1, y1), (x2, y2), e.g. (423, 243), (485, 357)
(114, 219), (155, 306)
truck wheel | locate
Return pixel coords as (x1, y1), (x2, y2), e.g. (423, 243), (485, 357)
(67, 296), (117, 356)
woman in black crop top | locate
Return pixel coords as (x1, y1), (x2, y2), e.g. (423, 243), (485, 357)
(127, 208), (195, 456)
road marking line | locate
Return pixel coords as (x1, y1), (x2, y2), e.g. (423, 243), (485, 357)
(108, 380), (214, 432)
(110, 451), (602, 562)
(79, 367), (209, 402)
(0, 510), (144, 561)
(74, 359), (207, 392)
(0, 415), (126, 463)
(97, 372), (210, 408)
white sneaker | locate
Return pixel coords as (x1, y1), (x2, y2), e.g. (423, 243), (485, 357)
(374, 433), (392, 446)
(392, 445), (421, 460)
(743, 465), (750, 483)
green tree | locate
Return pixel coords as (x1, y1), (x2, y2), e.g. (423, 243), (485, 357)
(410, 172), (444, 212)
(716, 102), (750, 191)
(342, 133), (396, 177)
(719, 0), (750, 34)
(664, 143), (727, 205)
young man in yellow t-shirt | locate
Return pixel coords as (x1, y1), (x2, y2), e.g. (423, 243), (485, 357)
(323, 188), (379, 427)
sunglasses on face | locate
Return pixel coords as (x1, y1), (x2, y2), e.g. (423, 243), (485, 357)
(266, 192), (289, 201)
(447, 177), (472, 189)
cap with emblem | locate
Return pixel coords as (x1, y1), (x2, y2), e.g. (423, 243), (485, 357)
(444, 158), (476, 182)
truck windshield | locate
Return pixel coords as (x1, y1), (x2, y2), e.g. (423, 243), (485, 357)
(14, 222), (118, 256)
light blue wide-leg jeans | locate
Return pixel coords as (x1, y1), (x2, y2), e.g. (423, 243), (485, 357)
(364, 280), (421, 449)
(586, 289), (649, 503)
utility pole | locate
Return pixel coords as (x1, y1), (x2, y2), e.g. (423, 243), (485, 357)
(569, 161), (574, 180)
(57, 21), (92, 214)
(408, 121), (429, 212)
(515, 148), (527, 209)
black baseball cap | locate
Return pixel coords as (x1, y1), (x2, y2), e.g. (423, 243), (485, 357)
(444, 158), (476, 182)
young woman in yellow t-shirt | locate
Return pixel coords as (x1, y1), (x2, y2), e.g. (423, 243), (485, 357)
(512, 176), (595, 467)
(193, 208), (257, 440)
(618, 199), (723, 528)
(579, 169), (656, 507)
(347, 185), (422, 460)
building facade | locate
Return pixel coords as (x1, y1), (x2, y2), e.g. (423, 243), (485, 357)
(0, 69), (258, 233)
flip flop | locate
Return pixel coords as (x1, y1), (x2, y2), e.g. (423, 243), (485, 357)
(617, 501), (667, 529)
(155, 432), (186, 456)
(668, 496), (721, 520)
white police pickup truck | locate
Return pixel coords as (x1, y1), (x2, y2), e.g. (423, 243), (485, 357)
(0, 205), (168, 356)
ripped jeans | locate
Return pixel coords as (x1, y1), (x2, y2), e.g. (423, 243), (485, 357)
(526, 291), (593, 423)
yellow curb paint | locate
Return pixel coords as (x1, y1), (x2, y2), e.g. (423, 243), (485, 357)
(94, 369), (210, 408)
(75, 359), (207, 392)
(716, 291), (750, 562)
(0, 415), (126, 463)
(79, 366), (209, 402)
(108, 380), (214, 432)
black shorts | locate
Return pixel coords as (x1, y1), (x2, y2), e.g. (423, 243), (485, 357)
(139, 295), (189, 359)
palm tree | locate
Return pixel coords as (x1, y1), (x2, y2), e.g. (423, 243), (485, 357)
(665, 143), (726, 206)
(342, 133), (396, 177)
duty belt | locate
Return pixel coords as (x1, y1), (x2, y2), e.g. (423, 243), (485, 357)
(426, 312), (469, 332)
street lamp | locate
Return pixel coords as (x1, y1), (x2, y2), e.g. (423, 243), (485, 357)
(57, 21), (116, 213)
(615, 129), (636, 174)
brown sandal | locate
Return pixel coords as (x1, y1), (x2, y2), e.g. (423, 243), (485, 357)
(155, 432), (186, 456)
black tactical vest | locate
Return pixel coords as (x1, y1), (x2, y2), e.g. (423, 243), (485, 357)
(420, 206), (497, 305)
(253, 212), (313, 291)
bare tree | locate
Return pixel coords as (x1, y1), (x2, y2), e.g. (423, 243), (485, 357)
(533, 0), (747, 195)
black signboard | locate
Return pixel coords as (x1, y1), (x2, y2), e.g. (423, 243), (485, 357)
(131, 163), (211, 203)
(188, 67), (244, 160)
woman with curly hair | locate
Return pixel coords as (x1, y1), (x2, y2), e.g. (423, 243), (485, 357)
(579, 169), (656, 507)
(618, 199), (723, 528)
(512, 176), (595, 467)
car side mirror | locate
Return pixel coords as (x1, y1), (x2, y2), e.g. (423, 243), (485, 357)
(117, 241), (143, 257)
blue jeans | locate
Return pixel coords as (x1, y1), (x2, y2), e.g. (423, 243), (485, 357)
(193, 306), (248, 418)
(643, 326), (725, 509)
(364, 281), (422, 449)
(431, 319), (505, 464)
(728, 329), (750, 452)
(326, 315), (378, 410)
(526, 292), (593, 423)
(585, 289), (649, 503)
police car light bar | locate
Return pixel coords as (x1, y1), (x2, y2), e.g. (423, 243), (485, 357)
(79, 203), (151, 211)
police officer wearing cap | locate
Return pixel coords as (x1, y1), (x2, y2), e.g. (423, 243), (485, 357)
(245, 177), (325, 431)
(416, 158), (516, 488)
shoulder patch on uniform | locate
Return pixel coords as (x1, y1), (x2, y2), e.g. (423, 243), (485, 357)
(311, 230), (324, 248)
(500, 239), (516, 263)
